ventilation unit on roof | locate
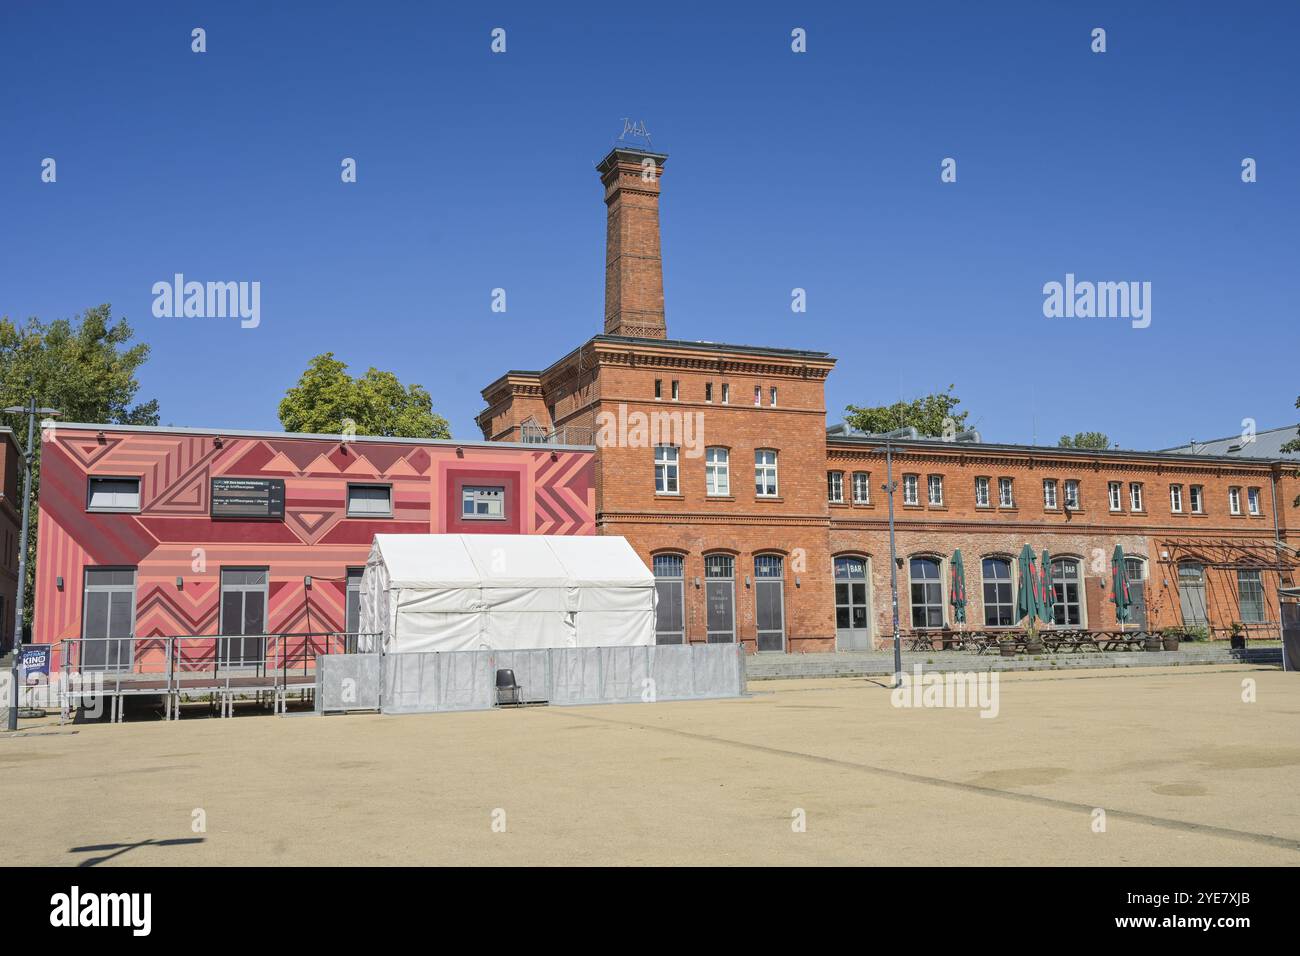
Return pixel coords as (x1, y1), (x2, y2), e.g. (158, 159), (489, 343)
(878, 426), (919, 440)
(953, 429), (982, 443)
(1226, 443), (1243, 453)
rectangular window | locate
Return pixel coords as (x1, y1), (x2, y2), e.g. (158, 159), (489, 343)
(1248, 487), (1261, 515)
(704, 383), (713, 403)
(998, 477), (1014, 508)
(1190, 485), (1203, 513)
(769, 387), (778, 407)
(1237, 569), (1265, 623)
(1064, 479), (1080, 510)
(219, 568), (268, 666)
(828, 471), (844, 503)
(671, 379), (679, 401)
(654, 379), (662, 400)
(927, 474), (944, 506)
(755, 450), (779, 497)
(975, 477), (990, 508)
(347, 484), (392, 517)
(1043, 479), (1058, 509)
(753, 385), (762, 406)
(345, 568), (364, 635)
(902, 474), (919, 506)
(1229, 486), (1241, 515)
(721, 383), (730, 404)
(461, 485), (505, 519)
(653, 554), (686, 645)
(982, 558), (1014, 627)
(852, 471), (870, 504)
(82, 568), (137, 670)
(655, 445), (679, 494)
(87, 477), (141, 512)
(1129, 482), (1144, 512)
(1108, 481), (1122, 511)
(705, 447), (730, 497)
(1170, 484), (1183, 513)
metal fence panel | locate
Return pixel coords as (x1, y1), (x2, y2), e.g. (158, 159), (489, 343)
(316, 654), (382, 713)
(492, 650), (551, 703)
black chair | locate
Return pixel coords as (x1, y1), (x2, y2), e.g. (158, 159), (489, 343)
(495, 668), (522, 706)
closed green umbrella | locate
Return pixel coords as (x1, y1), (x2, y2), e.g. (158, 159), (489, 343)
(1111, 545), (1132, 629)
(949, 550), (967, 625)
(1016, 544), (1038, 626)
(1039, 549), (1056, 624)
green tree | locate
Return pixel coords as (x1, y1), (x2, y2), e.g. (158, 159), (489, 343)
(1058, 431), (1112, 450)
(844, 386), (969, 438)
(278, 352), (450, 439)
(0, 304), (160, 633)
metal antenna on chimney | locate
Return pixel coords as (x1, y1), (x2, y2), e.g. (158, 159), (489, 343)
(618, 118), (653, 150)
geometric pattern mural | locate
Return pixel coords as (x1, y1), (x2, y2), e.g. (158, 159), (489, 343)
(34, 427), (595, 645)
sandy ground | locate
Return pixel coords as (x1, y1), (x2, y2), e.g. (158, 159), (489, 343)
(1, 664), (1297, 866)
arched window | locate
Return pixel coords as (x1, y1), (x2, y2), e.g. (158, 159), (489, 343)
(981, 557), (1014, 626)
(1050, 557), (1083, 626)
(704, 554), (736, 643)
(909, 557), (944, 629)
(652, 554), (685, 645)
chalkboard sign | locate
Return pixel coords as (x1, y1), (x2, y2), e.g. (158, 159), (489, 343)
(210, 477), (285, 519)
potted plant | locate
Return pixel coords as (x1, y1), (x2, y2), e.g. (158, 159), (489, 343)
(1228, 621), (1246, 650)
(1161, 627), (1182, 652)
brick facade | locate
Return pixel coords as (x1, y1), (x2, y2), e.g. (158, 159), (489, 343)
(479, 146), (1299, 650)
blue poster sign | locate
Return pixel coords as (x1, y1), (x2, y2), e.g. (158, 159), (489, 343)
(19, 644), (51, 685)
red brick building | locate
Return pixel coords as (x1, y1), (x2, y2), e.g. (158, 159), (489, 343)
(478, 146), (1299, 651)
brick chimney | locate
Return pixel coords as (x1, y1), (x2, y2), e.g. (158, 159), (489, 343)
(597, 147), (668, 339)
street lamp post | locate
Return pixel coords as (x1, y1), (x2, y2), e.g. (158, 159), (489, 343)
(5, 398), (60, 731)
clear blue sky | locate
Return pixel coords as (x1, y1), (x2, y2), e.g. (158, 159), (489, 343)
(2, 0), (1297, 449)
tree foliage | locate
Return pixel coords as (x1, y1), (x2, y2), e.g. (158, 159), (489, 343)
(278, 352), (450, 439)
(844, 386), (969, 438)
(1058, 431), (1112, 450)
(0, 304), (160, 634)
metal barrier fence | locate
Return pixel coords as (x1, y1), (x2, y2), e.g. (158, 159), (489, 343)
(316, 643), (748, 716)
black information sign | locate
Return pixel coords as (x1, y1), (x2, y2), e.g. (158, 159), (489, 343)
(210, 477), (285, 519)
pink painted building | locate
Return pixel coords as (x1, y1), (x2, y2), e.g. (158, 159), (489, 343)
(33, 425), (594, 665)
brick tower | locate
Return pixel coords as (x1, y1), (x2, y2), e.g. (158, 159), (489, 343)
(597, 147), (669, 339)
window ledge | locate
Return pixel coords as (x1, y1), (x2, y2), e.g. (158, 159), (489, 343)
(347, 512), (393, 519)
(706, 494), (735, 501)
(86, 507), (141, 515)
(755, 496), (785, 503)
(655, 493), (685, 500)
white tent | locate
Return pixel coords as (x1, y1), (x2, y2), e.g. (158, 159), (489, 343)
(358, 534), (655, 653)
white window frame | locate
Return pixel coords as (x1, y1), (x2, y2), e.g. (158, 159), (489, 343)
(1229, 486), (1241, 515)
(755, 449), (779, 497)
(346, 483), (393, 517)
(828, 471), (844, 503)
(1129, 482), (1144, 512)
(1170, 484), (1183, 513)
(975, 476), (990, 508)
(753, 385), (761, 407)
(1043, 479), (1058, 509)
(1248, 487), (1261, 515)
(927, 474), (944, 506)
(852, 471), (870, 504)
(902, 474), (919, 506)
(1108, 481), (1122, 512)
(87, 476), (142, 513)
(998, 477), (1014, 508)
(705, 447), (730, 497)
(1190, 484), (1203, 513)
(1064, 479), (1080, 510)
(721, 383), (730, 405)
(461, 485), (505, 520)
(655, 445), (680, 495)
(769, 387), (778, 407)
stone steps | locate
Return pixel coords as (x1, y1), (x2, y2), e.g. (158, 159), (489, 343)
(746, 646), (1281, 680)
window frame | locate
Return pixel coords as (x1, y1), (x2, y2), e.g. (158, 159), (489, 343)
(981, 556), (1015, 627)
(908, 556), (945, 630)
(1247, 487), (1261, 515)
(654, 444), (680, 495)
(902, 474), (919, 506)
(346, 482), (393, 518)
(755, 449), (779, 498)
(705, 446), (730, 497)
(1228, 486), (1241, 515)
(1064, 479), (1080, 510)
(851, 471), (870, 504)
(1189, 484), (1204, 514)
(1108, 481), (1122, 512)
(1042, 478), (1058, 510)
(461, 484), (507, 520)
(827, 470), (844, 504)
(86, 475), (142, 514)
(1129, 482), (1144, 512)
(974, 476), (990, 508)
(1170, 484), (1184, 514)
(1237, 569), (1266, 623)
(998, 477), (1014, 508)
(927, 474), (944, 506)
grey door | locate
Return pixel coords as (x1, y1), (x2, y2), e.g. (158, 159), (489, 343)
(1178, 563), (1208, 628)
(82, 568), (136, 671)
(835, 556), (871, 651)
(220, 568), (268, 667)
(1124, 558), (1148, 629)
(653, 554), (686, 644)
(704, 554), (735, 643)
(754, 555), (786, 652)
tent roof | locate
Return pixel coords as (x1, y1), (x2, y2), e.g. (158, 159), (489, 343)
(369, 534), (652, 590)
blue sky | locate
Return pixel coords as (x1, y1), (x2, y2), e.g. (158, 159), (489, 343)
(2, 0), (1297, 449)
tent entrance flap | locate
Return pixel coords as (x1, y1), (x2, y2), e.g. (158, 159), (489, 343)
(359, 534), (656, 652)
